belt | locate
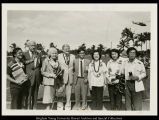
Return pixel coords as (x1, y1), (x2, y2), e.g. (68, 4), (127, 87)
(77, 76), (84, 78)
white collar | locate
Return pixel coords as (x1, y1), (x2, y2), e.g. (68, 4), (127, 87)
(63, 53), (70, 57)
(110, 58), (118, 62)
(91, 59), (102, 63)
(79, 58), (84, 61)
(128, 58), (138, 63)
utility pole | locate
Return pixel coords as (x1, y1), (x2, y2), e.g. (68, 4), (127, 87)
(111, 42), (112, 49)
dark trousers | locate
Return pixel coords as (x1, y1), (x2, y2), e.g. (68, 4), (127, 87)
(125, 81), (142, 110)
(10, 84), (28, 109)
(10, 87), (23, 109)
(91, 86), (103, 110)
(27, 81), (40, 109)
(108, 84), (122, 110)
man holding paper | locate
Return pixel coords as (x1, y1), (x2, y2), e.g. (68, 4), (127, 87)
(121, 47), (146, 110)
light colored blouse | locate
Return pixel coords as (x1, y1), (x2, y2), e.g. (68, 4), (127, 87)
(88, 60), (107, 88)
(106, 58), (123, 83)
(41, 57), (60, 86)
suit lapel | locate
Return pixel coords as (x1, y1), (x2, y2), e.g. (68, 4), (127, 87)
(84, 59), (86, 71)
(36, 55), (41, 67)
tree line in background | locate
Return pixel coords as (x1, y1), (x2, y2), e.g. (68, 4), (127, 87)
(117, 27), (150, 51)
(7, 22), (151, 58)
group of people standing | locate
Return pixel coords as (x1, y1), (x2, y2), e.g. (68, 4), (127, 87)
(7, 40), (146, 111)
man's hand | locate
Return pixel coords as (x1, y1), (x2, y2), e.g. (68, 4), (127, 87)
(29, 58), (34, 63)
(25, 59), (34, 64)
(112, 79), (119, 84)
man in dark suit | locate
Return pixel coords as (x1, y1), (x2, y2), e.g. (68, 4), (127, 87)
(24, 41), (42, 109)
(73, 48), (90, 110)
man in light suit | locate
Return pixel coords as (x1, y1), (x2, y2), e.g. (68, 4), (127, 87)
(23, 41), (42, 109)
(121, 47), (146, 110)
(73, 48), (90, 110)
(58, 44), (75, 110)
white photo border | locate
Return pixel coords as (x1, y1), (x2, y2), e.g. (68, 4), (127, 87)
(2, 3), (158, 116)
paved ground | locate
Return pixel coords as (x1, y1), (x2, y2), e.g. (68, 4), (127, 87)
(7, 85), (150, 110)
(6, 99), (150, 110)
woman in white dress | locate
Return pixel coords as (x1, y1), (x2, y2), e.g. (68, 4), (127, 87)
(88, 50), (107, 110)
(41, 47), (64, 109)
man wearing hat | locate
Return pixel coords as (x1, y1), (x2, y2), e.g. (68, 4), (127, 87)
(23, 41), (42, 109)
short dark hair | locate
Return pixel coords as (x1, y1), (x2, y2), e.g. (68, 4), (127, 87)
(37, 44), (43, 50)
(77, 48), (86, 54)
(110, 49), (120, 59)
(91, 49), (102, 60)
(126, 47), (138, 57)
(12, 47), (22, 57)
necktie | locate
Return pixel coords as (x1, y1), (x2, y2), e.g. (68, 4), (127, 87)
(67, 57), (69, 65)
(80, 60), (83, 77)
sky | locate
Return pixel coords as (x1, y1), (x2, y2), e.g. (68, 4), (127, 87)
(7, 11), (150, 51)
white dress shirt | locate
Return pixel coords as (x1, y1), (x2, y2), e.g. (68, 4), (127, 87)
(29, 50), (33, 58)
(121, 58), (146, 81)
(78, 59), (84, 77)
(121, 58), (146, 92)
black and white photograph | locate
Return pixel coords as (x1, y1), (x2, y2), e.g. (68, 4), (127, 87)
(2, 4), (157, 116)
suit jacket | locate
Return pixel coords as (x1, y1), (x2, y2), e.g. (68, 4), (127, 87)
(58, 53), (75, 84)
(74, 58), (90, 85)
(24, 51), (42, 86)
(41, 57), (63, 86)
